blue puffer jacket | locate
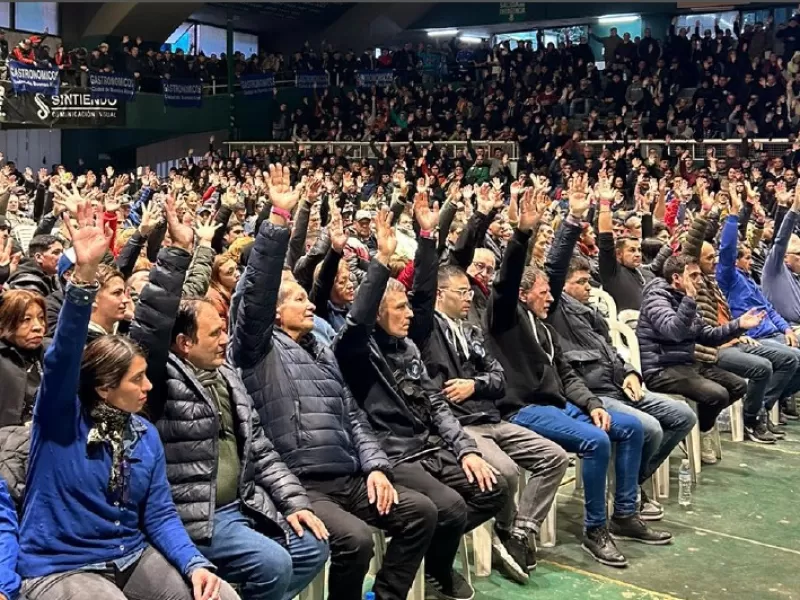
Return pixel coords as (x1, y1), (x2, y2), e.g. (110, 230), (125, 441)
(637, 278), (742, 378)
(231, 220), (391, 481)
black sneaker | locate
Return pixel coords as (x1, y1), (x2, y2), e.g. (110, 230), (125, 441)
(779, 411), (789, 425)
(424, 570), (475, 600)
(639, 487), (664, 521)
(744, 419), (776, 444)
(491, 530), (528, 584)
(581, 525), (628, 568)
(767, 417), (786, 439)
(609, 514), (673, 545)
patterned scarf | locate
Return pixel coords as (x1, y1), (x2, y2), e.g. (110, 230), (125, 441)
(87, 401), (131, 498)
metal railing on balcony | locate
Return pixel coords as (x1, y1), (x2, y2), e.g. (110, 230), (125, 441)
(224, 140), (520, 160)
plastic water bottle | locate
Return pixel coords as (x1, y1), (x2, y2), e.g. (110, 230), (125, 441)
(678, 459), (692, 507)
(365, 592), (375, 600)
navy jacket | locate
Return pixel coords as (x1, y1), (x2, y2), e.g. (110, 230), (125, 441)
(637, 278), (742, 378)
(231, 221), (391, 481)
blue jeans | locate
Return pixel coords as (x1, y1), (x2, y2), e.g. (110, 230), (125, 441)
(511, 402), (644, 529)
(601, 393), (696, 484)
(758, 334), (800, 400)
(195, 503), (329, 600)
(718, 342), (798, 419)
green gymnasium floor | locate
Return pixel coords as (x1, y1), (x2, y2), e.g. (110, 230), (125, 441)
(471, 422), (800, 600)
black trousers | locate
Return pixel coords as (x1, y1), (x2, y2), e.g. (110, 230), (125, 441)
(303, 475), (437, 600)
(646, 363), (747, 432)
(392, 448), (508, 582)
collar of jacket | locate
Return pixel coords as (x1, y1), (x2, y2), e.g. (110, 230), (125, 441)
(374, 325), (405, 353)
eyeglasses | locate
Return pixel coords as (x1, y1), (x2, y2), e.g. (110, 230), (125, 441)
(442, 288), (474, 300)
(472, 262), (495, 275)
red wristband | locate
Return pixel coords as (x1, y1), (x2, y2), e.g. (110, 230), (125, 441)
(271, 206), (291, 220)
(419, 229), (436, 239)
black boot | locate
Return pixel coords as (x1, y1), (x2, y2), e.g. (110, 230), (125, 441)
(609, 514), (673, 545)
(581, 525), (628, 568)
(781, 398), (799, 420)
(424, 569), (475, 600)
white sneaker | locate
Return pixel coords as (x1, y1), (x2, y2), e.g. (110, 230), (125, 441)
(701, 431), (718, 465)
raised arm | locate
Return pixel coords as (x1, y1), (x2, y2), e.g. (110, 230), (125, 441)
(333, 208), (396, 363)
(408, 192), (440, 348)
(546, 175), (590, 315)
(596, 175), (619, 283)
(129, 196), (193, 422)
(488, 189), (541, 334)
(35, 198), (110, 441)
(764, 186), (800, 279)
(231, 164), (299, 371)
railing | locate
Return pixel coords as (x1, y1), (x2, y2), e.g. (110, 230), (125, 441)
(577, 139), (794, 162)
(224, 140), (520, 161)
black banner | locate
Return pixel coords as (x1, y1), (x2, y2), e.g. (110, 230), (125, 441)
(0, 82), (126, 127)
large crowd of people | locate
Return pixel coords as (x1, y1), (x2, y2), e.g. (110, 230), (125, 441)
(0, 7), (799, 600)
(0, 110), (796, 599)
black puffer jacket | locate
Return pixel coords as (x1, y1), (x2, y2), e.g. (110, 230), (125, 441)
(131, 246), (310, 544)
(546, 217), (639, 402)
(231, 221), (391, 481)
(334, 257), (478, 465)
(0, 425), (29, 511)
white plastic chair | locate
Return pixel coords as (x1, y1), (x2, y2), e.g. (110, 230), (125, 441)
(589, 288), (618, 325)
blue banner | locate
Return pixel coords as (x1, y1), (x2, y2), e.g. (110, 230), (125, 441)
(89, 72), (136, 101)
(295, 71), (329, 89)
(356, 70), (395, 88)
(162, 79), (202, 108)
(240, 73), (275, 97)
(8, 61), (60, 96)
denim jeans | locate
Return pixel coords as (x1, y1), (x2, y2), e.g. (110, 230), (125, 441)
(601, 393), (697, 484)
(717, 342), (798, 420)
(758, 334), (800, 400)
(194, 503), (329, 600)
(511, 402), (644, 529)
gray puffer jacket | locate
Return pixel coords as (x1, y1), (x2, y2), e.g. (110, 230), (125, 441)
(0, 425), (29, 512)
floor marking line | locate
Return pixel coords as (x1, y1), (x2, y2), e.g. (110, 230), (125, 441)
(659, 521), (800, 556)
(539, 560), (686, 599)
(552, 492), (800, 556)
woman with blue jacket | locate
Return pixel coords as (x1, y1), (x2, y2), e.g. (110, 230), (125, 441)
(16, 199), (239, 600)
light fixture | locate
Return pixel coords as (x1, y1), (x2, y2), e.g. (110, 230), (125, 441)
(427, 28), (458, 37)
(597, 14), (639, 24)
(459, 35), (484, 44)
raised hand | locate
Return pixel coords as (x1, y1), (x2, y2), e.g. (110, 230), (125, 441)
(328, 198), (348, 253)
(138, 201), (162, 237)
(165, 195), (194, 251)
(195, 216), (222, 246)
(414, 191), (439, 232)
(374, 208), (397, 264)
(64, 200), (113, 281)
(267, 162), (300, 213)
(518, 188), (542, 233)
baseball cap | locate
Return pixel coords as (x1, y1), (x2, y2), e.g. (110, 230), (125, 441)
(355, 210), (371, 222)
